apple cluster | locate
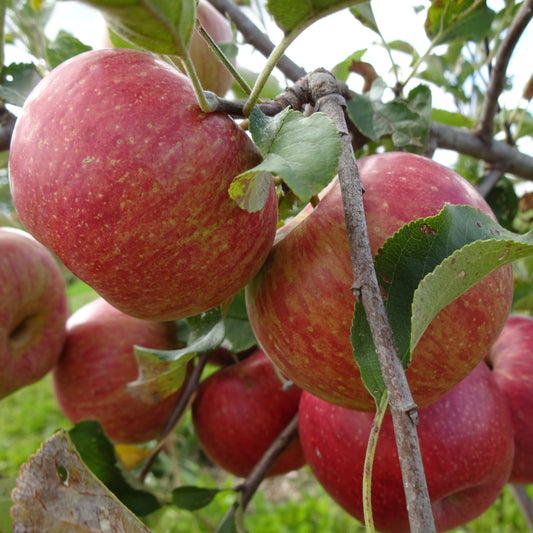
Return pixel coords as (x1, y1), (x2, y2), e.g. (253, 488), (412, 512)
(4, 20), (533, 530)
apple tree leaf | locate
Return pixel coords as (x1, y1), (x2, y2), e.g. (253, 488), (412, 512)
(75, 0), (197, 56)
(172, 486), (226, 511)
(424, 0), (496, 45)
(352, 204), (533, 405)
(216, 510), (239, 533)
(265, 0), (365, 34)
(346, 80), (432, 152)
(0, 62), (42, 107)
(229, 107), (342, 212)
(330, 49), (368, 83)
(350, 1), (379, 34)
(45, 30), (92, 69)
(10, 429), (153, 532)
(224, 290), (257, 353)
(127, 307), (225, 403)
(69, 421), (161, 517)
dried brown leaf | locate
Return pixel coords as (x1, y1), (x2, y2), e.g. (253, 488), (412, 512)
(348, 60), (379, 93)
(10, 430), (152, 533)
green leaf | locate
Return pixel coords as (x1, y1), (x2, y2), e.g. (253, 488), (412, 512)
(352, 204), (533, 405)
(172, 486), (223, 511)
(69, 421), (161, 517)
(69, 420), (161, 516)
(485, 177), (519, 232)
(216, 509), (239, 533)
(346, 81), (432, 152)
(0, 63), (42, 107)
(224, 290), (257, 353)
(266, 0), (365, 34)
(425, 0), (495, 44)
(45, 30), (92, 69)
(350, 2), (379, 33)
(76, 0), (197, 56)
(126, 307), (225, 403)
(330, 49), (368, 83)
(431, 108), (474, 128)
(230, 107), (342, 212)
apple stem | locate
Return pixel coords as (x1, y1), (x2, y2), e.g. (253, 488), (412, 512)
(168, 54), (217, 113)
(243, 35), (293, 116)
(362, 391), (388, 533)
(196, 24), (252, 96)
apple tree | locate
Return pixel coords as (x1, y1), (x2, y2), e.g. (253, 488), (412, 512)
(1, 0), (533, 532)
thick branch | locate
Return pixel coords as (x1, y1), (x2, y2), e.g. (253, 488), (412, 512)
(207, 0), (306, 82)
(307, 69), (435, 533)
(475, 0), (533, 141)
(430, 121), (533, 179)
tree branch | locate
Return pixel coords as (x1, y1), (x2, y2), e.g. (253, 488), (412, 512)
(303, 69), (435, 533)
(475, 0), (533, 141)
(430, 121), (533, 179)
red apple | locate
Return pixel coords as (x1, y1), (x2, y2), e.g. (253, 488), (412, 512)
(192, 349), (305, 477)
(0, 227), (68, 399)
(189, 0), (235, 96)
(299, 362), (514, 533)
(246, 152), (513, 411)
(486, 313), (533, 484)
(9, 48), (277, 322)
(52, 297), (186, 444)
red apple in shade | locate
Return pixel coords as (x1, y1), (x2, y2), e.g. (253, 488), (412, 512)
(299, 362), (515, 533)
(52, 297), (186, 444)
(486, 313), (533, 484)
(192, 349), (305, 478)
(246, 152), (513, 411)
(0, 227), (68, 399)
(9, 48), (277, 322)
(189, 0), (235, 96)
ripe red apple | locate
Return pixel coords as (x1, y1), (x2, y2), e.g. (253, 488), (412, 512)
(192, 349), (305, 478)
(52, 297), (186, 444)
(9, 48), (277, 322)
(189, 0), (235, 96)
(299, 362), (514, 533)
(246, 152), (513, 411)
(0, 227), (68, 399)
(485, 313), (533, 484)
